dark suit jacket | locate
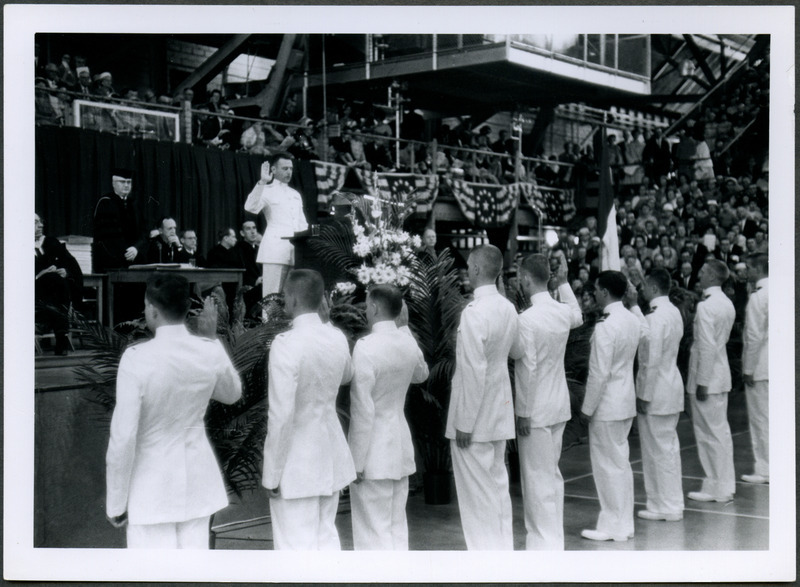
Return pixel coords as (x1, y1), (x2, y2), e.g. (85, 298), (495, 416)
(145, 237), (190, 264)
(234, 240), (260, 287)
(36, 236), (84, 302)
(206, 244), (244, 269)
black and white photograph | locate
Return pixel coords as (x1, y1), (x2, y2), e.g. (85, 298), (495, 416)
(4, 4), (795, 583)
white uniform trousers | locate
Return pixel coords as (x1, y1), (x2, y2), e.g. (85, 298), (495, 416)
(126, 515), (210, 549)
(269, 493), (341, 550)
(588, 419), (634, 539)
(261, 263), (290, 298)
(451, 439), (513, 550)
(745, 381), (769, 477)
(518, 422), (566, 550)
(638, 413), (684, 515)
(689, 393), (735, 498)
(350, 477), (409, 550)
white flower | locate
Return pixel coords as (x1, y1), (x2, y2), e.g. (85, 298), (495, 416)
(334, 281), (357, 295)
(411, 235), (422, 249)
(356, 264), (373, 285)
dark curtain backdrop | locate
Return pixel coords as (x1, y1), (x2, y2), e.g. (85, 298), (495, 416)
(35, 126), (320, 257)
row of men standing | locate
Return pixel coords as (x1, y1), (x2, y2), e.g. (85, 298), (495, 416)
(102, 244), (768, 551)
(448, 246), (768, 549)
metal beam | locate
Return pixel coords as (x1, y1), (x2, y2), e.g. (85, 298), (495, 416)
(682, 34), (717, 86)
(174, 34), (252, 95)
(257, 34), (297, 118)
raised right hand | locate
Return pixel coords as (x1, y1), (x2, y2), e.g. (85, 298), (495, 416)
(260, 161), (273, 184)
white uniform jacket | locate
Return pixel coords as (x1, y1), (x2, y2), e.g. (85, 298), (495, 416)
(515, 284), (583, 427)
(446, 285), (523, 442)
(635, 296), (685, 415)
(742, 278), (768, 381)
(244, 180), (308, 265)
(686, 286), (736, 395)
(582, 301), (646, 422)
(106, 324), (242, 524)
(348, 321), (429, 480)
(262, 313), (355, 499)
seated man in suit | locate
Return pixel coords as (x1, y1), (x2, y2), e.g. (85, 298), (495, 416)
(145, 217), (190, 264)
(234, 220), (263, 316)
(35, 213), (83, 355)
(262, 269), (355, 550)
(105, 274), (242, 548)
(179, 229), (205, 267)
(348, 285), (429, 550)
(206, 228), (244, 316)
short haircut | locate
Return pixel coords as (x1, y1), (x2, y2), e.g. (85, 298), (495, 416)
(179, 229), (196, 239)
(284, 269), (324, 310)
(368, 284), (403, 318)
(217, 227), (235, 242)
(469, 244), (503, 280)
(241, 220), (257, 230)
(268, 151), (295, 166)
(704, 259), (730, 284)
(647, 268), (672, 295)
(159, 216), (174, 229)
(596, 270), (628, 299)
(519, 254), (550, 284)
(746, 253), (769, 275)
(145, 273), (190, 321)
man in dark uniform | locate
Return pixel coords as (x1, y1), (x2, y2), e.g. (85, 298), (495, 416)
(92, 167), (146, 273)
(234, 220), (263, 316)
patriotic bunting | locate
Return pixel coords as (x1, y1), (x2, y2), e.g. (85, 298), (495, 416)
(312, 161), (349, 208)
(517, 182), (577, 225)
(353, 169), (439, 214)
(447, 179), (519, 229)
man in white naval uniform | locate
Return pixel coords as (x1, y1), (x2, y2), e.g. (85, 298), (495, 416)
(446, 244), (523, 550)
(514, 252), (582, 550)
(105, 274), (242, 548)
(686, 259), (736, 503)
(740, 253), (769, 484)
(262, 269), (355, 550)
(348, 285), (429, 550)
(244, 152), (309, 299)
(636, 268), (686, 522)
(579, 270), (647, 542)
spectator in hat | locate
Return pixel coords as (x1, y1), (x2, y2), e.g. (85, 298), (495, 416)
(75, 66), (93, 97)
(56, 53), (76, 88)
(93, 72), (116, 100)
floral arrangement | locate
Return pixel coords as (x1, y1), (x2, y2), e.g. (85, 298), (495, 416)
(333, 197), (422, 295)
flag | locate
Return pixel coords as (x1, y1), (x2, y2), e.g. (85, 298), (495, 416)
(597, 126), (620, 271)
(312, 161), (349, 209)
(353, 169), (439, 214)
(448, 178), (518, 228)
(516, 182), (576, 225)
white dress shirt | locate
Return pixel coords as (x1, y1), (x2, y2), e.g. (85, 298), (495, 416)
(446, 285), (522, 442)
(635, 296), (685, 415)
(515, 283), (583, 427)
(262, 313), (355, 498)
(244, 180), (308, 265)
(686, 286), (736, 395)
(348, 321), (429, 480)
(106, 324), (242, 524)
(582, 301), (646, 421)
(742, 277), (768, 381)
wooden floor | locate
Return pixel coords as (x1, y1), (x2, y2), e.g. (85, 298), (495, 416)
(34, 349), (768, 552)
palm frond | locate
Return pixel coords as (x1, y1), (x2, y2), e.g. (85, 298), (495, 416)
(308, 222), (359, 275)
